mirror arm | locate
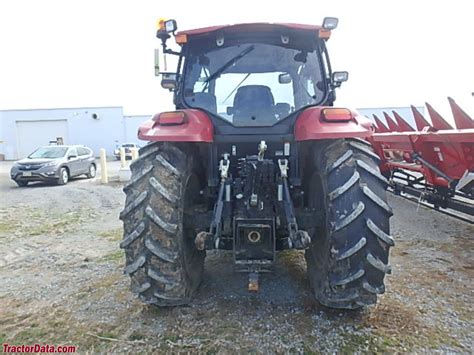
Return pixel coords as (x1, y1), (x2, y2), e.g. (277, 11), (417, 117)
(163, 48), (181, 56)
(159, 36), (181, 56)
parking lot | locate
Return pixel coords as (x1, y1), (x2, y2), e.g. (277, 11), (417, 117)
(0, 161), (472, 353)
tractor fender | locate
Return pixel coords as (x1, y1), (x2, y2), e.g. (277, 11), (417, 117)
(138, 109), (214, 142)
(294, 107), (373, 141)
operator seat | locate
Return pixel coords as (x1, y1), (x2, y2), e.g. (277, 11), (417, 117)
(232, 85), (275, 125)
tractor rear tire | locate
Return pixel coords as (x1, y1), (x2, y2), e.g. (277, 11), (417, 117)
(120, 142), (205, 306)
(305, 138), (394, 309)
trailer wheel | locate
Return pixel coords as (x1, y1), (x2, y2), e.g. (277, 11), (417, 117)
(120, 142), (205, 306)
(305, 139), (394, 309)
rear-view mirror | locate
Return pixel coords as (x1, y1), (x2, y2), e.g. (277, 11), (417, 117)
(161, 73), (178, 91)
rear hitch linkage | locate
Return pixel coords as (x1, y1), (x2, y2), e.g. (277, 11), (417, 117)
(195, 156), (311, 251)
(194, 143), (312, 293)
(277, 159), (311, 249)
(195, 154), (230, 251)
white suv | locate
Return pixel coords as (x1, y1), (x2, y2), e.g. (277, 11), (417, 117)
(113, 143), (140, 160)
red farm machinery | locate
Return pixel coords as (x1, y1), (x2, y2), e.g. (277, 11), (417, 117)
(370, 99), (473, 220)
(119, 18), (473, 310)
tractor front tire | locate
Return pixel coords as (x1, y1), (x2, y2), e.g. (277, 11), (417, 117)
(305, 139), (394, 309)
(120, 142), (205, 306)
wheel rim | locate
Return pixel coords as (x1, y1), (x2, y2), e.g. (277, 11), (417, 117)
(62, 170), (68, 183)
(90, 165), (96, 177)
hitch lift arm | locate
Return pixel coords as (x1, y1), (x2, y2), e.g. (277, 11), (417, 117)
(278, 159), (311, 249)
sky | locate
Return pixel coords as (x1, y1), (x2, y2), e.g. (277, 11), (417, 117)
(0, 0), (473, 120)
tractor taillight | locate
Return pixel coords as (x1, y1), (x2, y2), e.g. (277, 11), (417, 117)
(156, 111), (186, 125)
(322, 108), (352, 122)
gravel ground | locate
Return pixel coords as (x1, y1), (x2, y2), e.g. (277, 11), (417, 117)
(0, 162), (472, 353)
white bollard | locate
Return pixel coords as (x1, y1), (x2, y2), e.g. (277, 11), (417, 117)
(120, 147), (126, 168)
(118, 147), (131, 182)
(131, 147), (139, 162)
(99, 148), (108, 184)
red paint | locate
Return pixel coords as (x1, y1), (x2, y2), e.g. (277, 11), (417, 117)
(384, 112), (400, 132)
(373, 114), (389, 133)
(411, 105), (432, 131)
(392, 111), (414, 131)
(138, 109), (214, 143)
(426, 103), (453, 130)
(448, 97), (474, 129)
(370, 127), (474, 185)
(177, 23), (323, 37)
(294, 106), (372, 141)
(369, 99), (474, 188)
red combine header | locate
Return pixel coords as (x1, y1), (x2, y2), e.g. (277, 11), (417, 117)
(369, 98), (474, 220)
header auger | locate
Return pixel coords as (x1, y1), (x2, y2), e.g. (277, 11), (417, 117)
(370, 98), (474, 220)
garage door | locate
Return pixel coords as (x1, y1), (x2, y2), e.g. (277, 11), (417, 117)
(16, 120), (69, 158)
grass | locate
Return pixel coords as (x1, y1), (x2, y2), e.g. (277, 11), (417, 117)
(0, 208), (22, 235)
(128, 331), (146, 341)
(0, 207), (93, 238)
(1, 290), (468, 354)
(97, 228), (123, 241)
(0, 222), (16, 234)
(77, 272), (123, 300)
(27, 212), (83, 236)
(0, 301), (130, 353)
(338, 332), (393, 353)
(99, 250), (124, 263)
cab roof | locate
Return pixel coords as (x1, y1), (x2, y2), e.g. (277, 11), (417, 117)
(177, 23), (324, 37)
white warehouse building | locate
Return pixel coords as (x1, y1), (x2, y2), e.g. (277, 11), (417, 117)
(0, 105), (423, 160)
(0, 107), (151, 160)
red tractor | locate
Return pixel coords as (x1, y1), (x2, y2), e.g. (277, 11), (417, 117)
(120, 18), (393, 309)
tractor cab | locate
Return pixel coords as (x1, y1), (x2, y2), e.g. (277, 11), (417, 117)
(155, 19), (348, 128)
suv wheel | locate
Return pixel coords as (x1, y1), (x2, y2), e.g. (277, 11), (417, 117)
(86, 164), (96, 179)
(57, 167), (69, 185)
